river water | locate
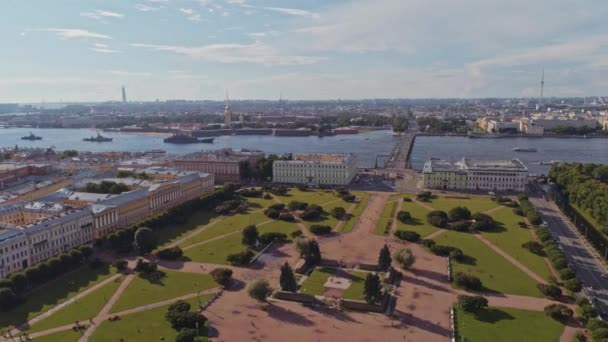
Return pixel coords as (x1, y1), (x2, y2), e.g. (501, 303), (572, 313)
(0, 128), (396, 168)
(410, 136), (608, 174)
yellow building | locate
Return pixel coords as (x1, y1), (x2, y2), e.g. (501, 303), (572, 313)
(422, 160), (467, 190)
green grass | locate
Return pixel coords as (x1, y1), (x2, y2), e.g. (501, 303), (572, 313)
(26, 276), (124, 333)
(481, 208), (552, 281)
(341, 271), (367, 301)
(155, 210), (219, 249)
(429, 196), (501, 213)
(341, 192), (371, 233)
(31, 329), (82, 342)
(299, 267), (335, 296)
(433, 231), (541, 297)
(0, 264), (116, 331)
(456, 306), (563, 342)
(277, 189), (340, 206)
(572, 204), (604, 233)
(300, 202), (342, 230)
(244, 195), (277, 209)
(91, 295), (213, 342)
(374, 200), (398, 235)
(179, 211), (268, 248)
(110, 270), (216, 313)
(258, 220), (300, 237)
(396, 201), (439, 238)
(183, 232), (252, 265)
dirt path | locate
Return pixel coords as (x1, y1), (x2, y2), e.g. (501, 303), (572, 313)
(483, 205), (506, 215)
(389, 197), (404, 235)
(181, 219), (275, 251)
(10, 273), (122, 335)
(424, 229), (449, 240)
(358, 192), (389, 236)
(412, 198), (435, 211)
(111, 288), (219, 317)
(474, 233), (547, 284)
(333, 202), (357, 232)
(78, 274), (135, 341)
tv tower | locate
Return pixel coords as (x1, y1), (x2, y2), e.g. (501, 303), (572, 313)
(539, 68), (544, 99)
(121, 86), (127, 103)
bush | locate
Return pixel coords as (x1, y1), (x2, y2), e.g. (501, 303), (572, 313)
(471, 212), (496, 231)
(458, 295), (488, 313)
(290, 230), (303, 239)
(210, 268), (233, 287)
(341, 194), (356, 202)
(450, 222), (470, 232)
(112, 259), (128, 272)
(537, 283), (562, 299)
(396, 211), (412, 223)
(156, 246), (183, 260)
(421, 239), (436, 249)
(417, 191), (433, 201)
(175, 328), (198, 342)
(564, 279), (582, 293)
(263, 208), (280, 219)
(403, 197), (412, 202)
(300, 205), (323, 221)
(330, 207), (346, 219)
(242, 225), (259, 246)
(449, 207), (471, 222)
(0, 287), (18, 311)
(430, 245), (462, 257)
(394, 247), (415, 269)
(288, 201), (308, 211)
(426, 210), (448, 228)
(259, 232), (287, 245)
(269, 203), (286, 211)
(513, 207), (524, 216)
(522, 241), (545, 256)
(559, 267), (576, 280)
(226, 250), (255, 266)
(247, 278), (272, 302)
(279, 213), (295, 221)
(310, 225), (332, 235)
(394, 230), (420, 242)
(296, 184), (308, 191)
(449, 249), (464, 261)
(544, 303), (573, 322)
(454, 272), (482, 291)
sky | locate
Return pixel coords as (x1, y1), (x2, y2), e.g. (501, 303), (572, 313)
(1, 0), (607, 102)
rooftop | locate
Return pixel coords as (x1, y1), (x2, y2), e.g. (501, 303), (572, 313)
(290, 154), (354, 163)
(176, 148), (264, 163)
(423, 158), (527, 173)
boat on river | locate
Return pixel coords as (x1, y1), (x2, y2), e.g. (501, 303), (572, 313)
(83, 133), (113, 142)
(21, 132), (42, 140)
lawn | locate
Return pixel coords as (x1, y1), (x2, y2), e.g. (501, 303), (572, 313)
(0, 264), (116, 331)
(244, 195), (277, 209)
(27, 276), (124, 333)
(341, 271), (367, 301)
(277, 189), (340, 206)
(482, 208), (553, 281)
(429, 196), (501, 213)
(433, 231), (541, 297)
(299, 267), (335, 296)
(258, 220), (300, 237)
(179, 211), (268, 248)
(31, 329), (82, 342)
(395, 201), (439, 238)
(155, 210), (219, 249)
(110, 270), (216, 313)
(456, 306), (563, 342)
(183, 232), (251, 265)
(374, 199), (398, 235)
(341, 192), (371, 233)
(91, 295), (213, 342)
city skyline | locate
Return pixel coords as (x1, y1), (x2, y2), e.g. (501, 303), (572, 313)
(1, 0), (608, 102)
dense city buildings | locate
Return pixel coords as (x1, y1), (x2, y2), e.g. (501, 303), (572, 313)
(422, 158), (528, 192)
(171, 149), (264, 183)
(0, 164), (52, 189)
(273, 153), (357, 186)
(0, 167), (214, 278)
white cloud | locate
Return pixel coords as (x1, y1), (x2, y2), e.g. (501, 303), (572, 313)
(38, 28), (111, 40)
(135, 4), (163, 12)
(264, 7), (319, 19)
(108, 70), (153, 77)
(131, 41), (324, 66)
(81, 10), (124, 21)
(91, 47), (120, 53)
(179, 8), (202, 21)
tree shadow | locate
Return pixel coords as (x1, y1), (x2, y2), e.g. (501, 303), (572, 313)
(400, 273), (451, 293)
(409, 268), (449, 284)
(265, 304), (316, 327)
(473, 308), (515, 323)
(394, 309), (451, 337)
(454, 255), (477, 266)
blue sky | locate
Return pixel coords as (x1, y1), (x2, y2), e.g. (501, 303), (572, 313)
(1, 0), (607, 102)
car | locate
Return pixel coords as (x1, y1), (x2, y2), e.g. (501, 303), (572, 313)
(601, 274), (608, 280)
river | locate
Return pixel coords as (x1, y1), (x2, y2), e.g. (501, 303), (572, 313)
(410, 136), (608, 174)
(0, 128), (396, 168)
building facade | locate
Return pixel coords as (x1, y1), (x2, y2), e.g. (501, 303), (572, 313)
(172, 149), (263, 183)
(423, 158), (528, 192)
(273, 154), (357, 186)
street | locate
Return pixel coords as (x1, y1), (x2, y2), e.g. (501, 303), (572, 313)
(528, 188), (608, 318)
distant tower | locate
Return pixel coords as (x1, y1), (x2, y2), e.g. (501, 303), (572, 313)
(539, 68), (544, 99)
(239, 113), (244, 124)
(224, 91), (232, 128)
(121, 86), (127, 103)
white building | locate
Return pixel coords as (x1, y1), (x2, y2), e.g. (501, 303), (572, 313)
(0, 227), (29, 278)
(273, 154), (357, 186)
(423, 158), (528, 192)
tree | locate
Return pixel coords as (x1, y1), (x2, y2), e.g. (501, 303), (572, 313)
(210, 268), (233, 287)
(175, 328), (198, 342)
(309, 225), (332, 235)
(396, 211), (412, 223)
(242, 225), (259, 247)
(537, 283), (562, 299)
(454, 272), (482, 291)
(564, 279), (582, 293)
(288, 201), (308, 211)
(0, 287), (17, 311)
(279, 262), (298, 292)
(522, 241), (545, 256)
(165, 300), (206, 332)
(226, 250), (255, 266)
(113, 259), (128, 272)
(377, 244), (392, 272)
(363, 273), (382, 304)
(449, 207), (471, 222)
(247, 278), (272, 303)
(330, 207), (346, 219)
(9, 272), (28, 294)
(133, 227), (156, 255)
(458, 295), (488, 313)
(156, 246), (183, 260)
(426, 210), (448, 228)
(544, 303), (573, 322)
(393, 230), (420, 242)
(79, 245), (93, 259)
(394, 248), (415, 269)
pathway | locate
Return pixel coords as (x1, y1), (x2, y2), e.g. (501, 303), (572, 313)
(389, 197), (404, 235)
(181, 219), (275, 251)
(333, 202), (357, 232)
(78, 274), (135, 342)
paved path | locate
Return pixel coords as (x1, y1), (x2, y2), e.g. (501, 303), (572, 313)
(10, 273), (122, 335)
(424, 228), (448, 240)
(111, 288), (219, 317)
(412, 198), (435, 211)
(78, 274), (135, 342)
(182, 219), (274, 251)
(333, 202), (357, 233)
(389, 197), (404, 235)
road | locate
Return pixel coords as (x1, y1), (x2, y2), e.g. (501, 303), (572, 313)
(528, 187), (608, 318)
